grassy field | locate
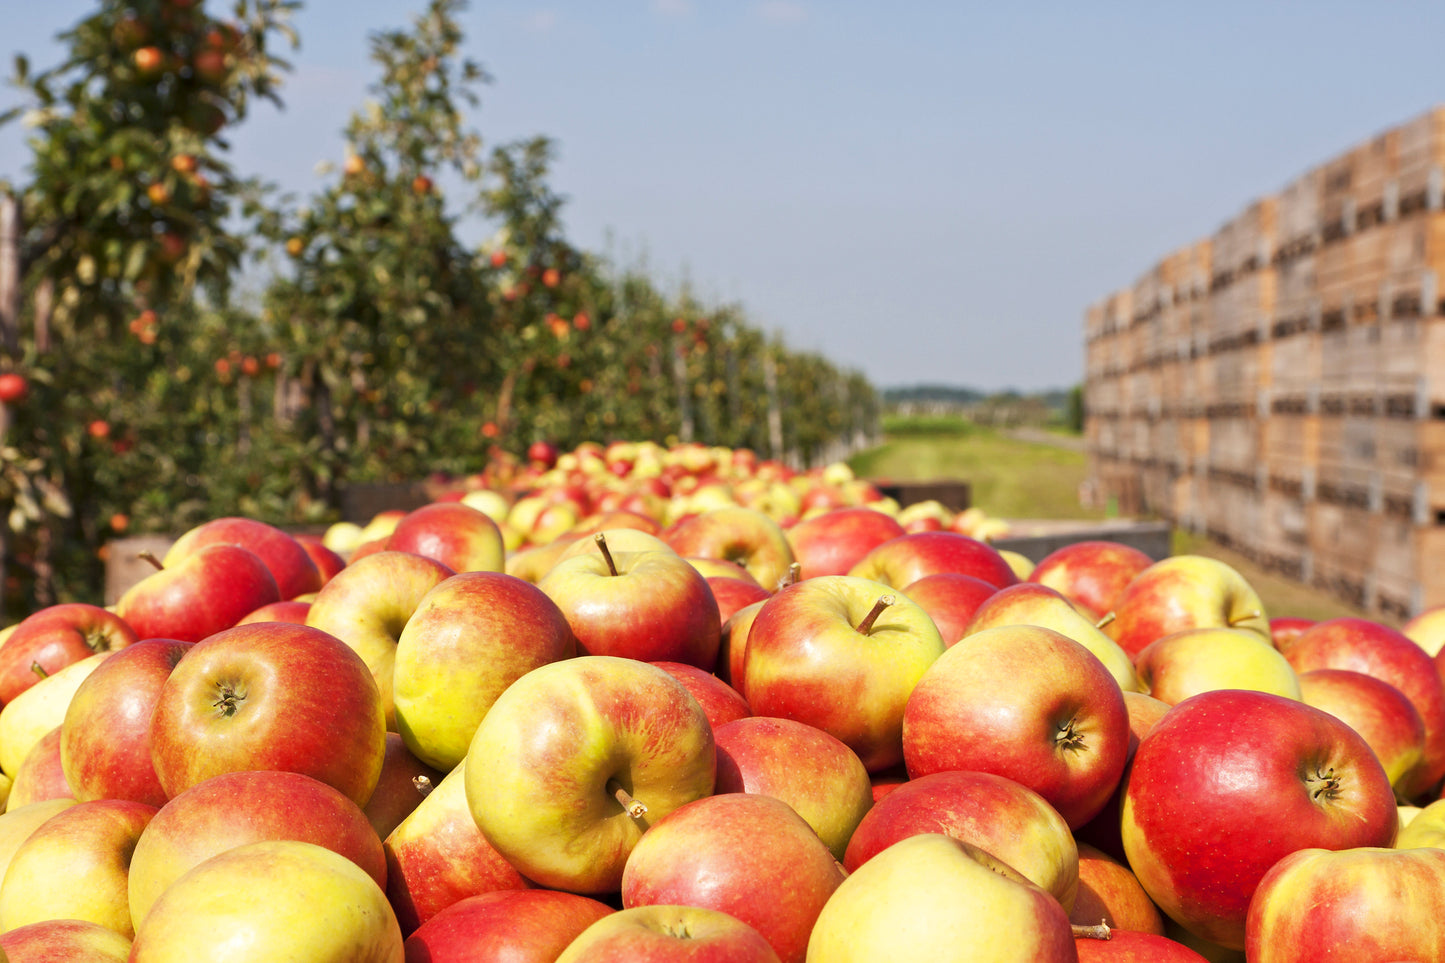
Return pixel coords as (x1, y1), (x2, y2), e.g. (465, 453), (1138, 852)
(848, 416), (1375, 625)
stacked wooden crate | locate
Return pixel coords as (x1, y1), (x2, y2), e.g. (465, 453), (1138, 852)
(1085, 106), (1445, 618)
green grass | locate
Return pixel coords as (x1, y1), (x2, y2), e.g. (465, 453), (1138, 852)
(849, 424), (1105, 520)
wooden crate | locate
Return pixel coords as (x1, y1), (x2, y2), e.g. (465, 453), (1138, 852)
(1206, 414), (1259, 475)
(1397, 107), (1445, 215)
(1276, 167), (1323, 256)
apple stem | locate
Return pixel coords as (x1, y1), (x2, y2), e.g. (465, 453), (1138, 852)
(856, 595), (895, 635)
(607, 778), (648, 819)
(1071, 921), (1111, 941)
(412, 775), (434, 798)
(1095, 611), (1116, 630)
(1229, 609), (1263, 626)
(137, 550), (165, 571)
(594, 533), (619, 577)
(775, 562), (801, 591)
(29, 660), (47, 680)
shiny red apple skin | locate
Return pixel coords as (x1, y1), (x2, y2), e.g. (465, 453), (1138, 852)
(1298, 667), (1428, 794)
(294, 533), (347, 585)
(384, 761), (531, 936)
(116, 544), (281, 643)
(1120, 689), (1398, 949)
(1244, 846), (1445, 963)
(1277, 616), (1445, 800)
(786, 507), (906, 579)
(164, 516), (323, 600)
(664, 506), (797, 591)
(539, 550), (721, 668)
(127, 769), (387, 928)
(899, 572), (998, 646)
(1029, 540), (1155, 621)
(1104, 555), (1269, 657)
(387, 502), (505, 574)
(1074, 691), (1172, 862)
(0, 917), (133, 962)
(743, 576), (946, 773)
(149, 622), (386, 807)
(621, 793), (846, 963)
(402, 889), (614, 963)
(1268, 616), (1315, 649)
(236, 600), (311, 625)
(712, 715), (873, 862)
(707, 576), (772, 626)
(652, 661), (751, 729)
(717, 599), (766, 689)
(843, 769), (1078, 910)
(848, 531), (1019, 590)
(60, 638), (192, 807)
(902, 624), (1130, 828)
(1074, 930), (1209, 962)
(8, 726), (72, 808)
(0, 604), (139, 705)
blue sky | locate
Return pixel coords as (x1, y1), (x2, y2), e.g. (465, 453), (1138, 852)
(3, 2), (1444, 391)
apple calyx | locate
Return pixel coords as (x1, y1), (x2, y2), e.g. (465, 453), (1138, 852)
(1054, 716), (1087, 754)
(138, 550), (166, 571)
(776, 562), (801, 591)
(1071, 921), (1112, 940)
(607, 777), (648, 819)
(856, 595), (895, 635)
(412, 775), (434, 798)
(29, 660), (47, 680)
(212, 681), (246, 718)
(594, 532), (620, 577)
(1306, 766), (1342, 803)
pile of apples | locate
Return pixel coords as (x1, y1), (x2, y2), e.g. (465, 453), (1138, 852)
(1, 446), (1445, 961)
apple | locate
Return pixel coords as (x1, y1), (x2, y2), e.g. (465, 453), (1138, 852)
(459, 488), (513, 526)
(1074, 930), (1211, 962)
(652, 661), (751, 729)
(538, 542), (720, 668)
(306, 550), (456, 730)
(0, 799), (76, 890)
(622, 793), (845, 963)
(163, 517), (323, 600)
(712, 715), (872, 862)
(1133, 627), (1301, 705)
(556, 905), (781, 963)
(393, 571), (576, 771)
(236, 599), (310, 624)
(807, 833), (1077, 962)
(1298, 668), (1428, 794)
(1104, 555), (1270, 657)
(7, 726), (71, 809)
(963, 582), (1140, 692)
(528, 440), (560, 469)
(1268, 616), (1315, 650)
(363, 733), (444, 841)
(1245, 846), (1445, 962)
(0, 918), (132, 961)
(149, 622), (386, 807)
(848, 531), (1019, 591)
(1121, 689), (1398, 949)
(1070, 842), (1165, 935)
(785, 507), (906, 579)
(0, 798), (156, 937)
(384, 759), (530, 935)
(709, 576), (773, 626)
(0, 653), (110, 778)
(0, 373), (28, 404)
(294, 533), (348, 585)
(1073, 691), (1173, 862)
(843, 769), (1079, 910)
(743, 575), (945, 773)
(60, 638), (191, 807)
(115, 544), (281, 643)
(386, 502), (505, 574)
(900, 572), (998, 646)
(465, 656), (716, 894)
(0, 604), (137, 704)
(664, 506), (796, 590)
(1029, 540), (1155, 621)
(403, 889), (615, 963)
(1396, 797), (1445, 848)
(127, 840), (403, 962)
(717, 598), (766, 689)
(903, 624), (1130, 828)
(1404, 603), (1445, 656)
(1276, 616), (1445, 800)
(127, 769), (386, 929)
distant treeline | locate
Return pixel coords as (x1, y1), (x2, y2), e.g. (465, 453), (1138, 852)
(883, 384), (1074, 414)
